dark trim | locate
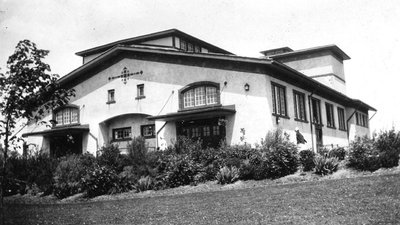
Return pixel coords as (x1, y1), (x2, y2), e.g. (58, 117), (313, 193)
(311, 97), (323, 126)
(294, 118), (309, 123)
(293, 90), (308, 122)
(106, 101), (116, 104)
(272, 114), (290, 120)
(135, 96), (146, 100)
(271, 82), (288, 117)
(178, 81), (220, 110)
(22, 124), (89, 137)
(112, 127), (132, 142)
(141, 124), (155, 139)
(325, 102), (336, 129)
(337, 106), (347, 131)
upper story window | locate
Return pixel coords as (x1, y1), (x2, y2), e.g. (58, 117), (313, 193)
(107, 89), (115, 104)
(293, 90), (307, 122)
(356, 112), (368, 127)
(136, 84), (145, 100)
(271, 82), (287, 117)
(54, 106), (79, 126)
(180, 82), (220, 110)
(325, 103), (335, 128)
(337, 107), (346, 131)
(311, 98), (322, 125)
(179, 38), (202, 53)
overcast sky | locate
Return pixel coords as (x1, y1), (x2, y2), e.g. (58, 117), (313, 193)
(1, 0), (399, 132)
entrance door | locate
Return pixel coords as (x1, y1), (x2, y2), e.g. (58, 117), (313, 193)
(176, 118), (225, 148)
(49, 133), (83, 157)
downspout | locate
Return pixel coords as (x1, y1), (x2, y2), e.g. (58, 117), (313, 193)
(308, 92), (315, 152)
(156, 122), (168, 150)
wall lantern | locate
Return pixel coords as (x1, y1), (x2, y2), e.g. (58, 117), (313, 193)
(244, 83), (250, 92)
(275, 116), (280, 125)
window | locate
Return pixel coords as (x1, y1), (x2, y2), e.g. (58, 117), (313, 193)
(293, 91), (307, 122)
(136, 84), (145, 99)
(113, 127), (131, 141)
(141, 124), (155, 138)
(181, 83), (219, 109)
(180, 39), (187, 51)
(187, 43), (194, 52)
(337, 107), (346, 131)
(325, 103), (335, 128)
(107, 89), (115, 104)
(271, 82), (287, 117)
(311, 98), (322, 125)
(54, 106), (79, 126)
(356, 112), (368, 127)
(194, 45), (201, 53)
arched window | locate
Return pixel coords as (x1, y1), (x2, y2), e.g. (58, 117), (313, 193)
(180, 82), (220, 109)
(53, 105), (79, 126)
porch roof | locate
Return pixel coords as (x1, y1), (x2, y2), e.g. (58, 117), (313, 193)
(22, 124), (90, 137)
(147, 105), (236, 122)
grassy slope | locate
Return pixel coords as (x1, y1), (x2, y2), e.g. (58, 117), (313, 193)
(5, 173), (400, 225)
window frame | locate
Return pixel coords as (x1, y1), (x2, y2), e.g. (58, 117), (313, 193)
(179, 81), (220, 110)
(136, 84), (145, 100)
(141, 124), (155, 139)
(337, 107), (346, 131)
(271, 82), (288, 118)
(293, 90), (307, 122)
(356, 112), (369, 128)
(112, 127), (132, 141)
(311, 97), (323, 125)
(107, 89), (115, 104)
(325, 103), (336, 129)
(53, 105), (80, 127)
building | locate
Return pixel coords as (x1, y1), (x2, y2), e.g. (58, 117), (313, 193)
(22, 29), (376, 156)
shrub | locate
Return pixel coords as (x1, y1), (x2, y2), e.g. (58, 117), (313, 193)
(314, 156), (339, 176)
(97, 145), (128, 172)
(53, 153), (96, 199)
(158, 154), (199, 188)
(347, 136), (381, 171)
(127, 136), (148, 165)
(374, 129), (400, 168)
(135, 176), (155, 192)
(259, 129), (299, 179)
(216, 166), (240, 185)
(328, 147), (346, 161)
(299, 150), (316, 172)
(81, 165), (120, 198)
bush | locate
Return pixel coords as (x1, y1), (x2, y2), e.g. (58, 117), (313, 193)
(53, 154), (96, 199)
(259, 129), (299, 179)
(158, 154), (199, 188)
(374, 129), (400, 168)
(135, 176), (155, 192)
(328, 147), (346, 161)
(127, 136), (147, 165)
(216, 166), (239, 185)
(314, 156), (339, 176)
(81, 165), (120, 198)
(299, 150), (316, 172)
(97, 145), (128, 172)
(347, 136), (381, 171)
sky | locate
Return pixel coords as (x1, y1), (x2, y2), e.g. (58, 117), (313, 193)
(1, 0), (400, 132)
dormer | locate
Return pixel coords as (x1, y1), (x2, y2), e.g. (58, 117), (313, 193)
(76, 29), (233, 64)
(262, 45), (350, 94)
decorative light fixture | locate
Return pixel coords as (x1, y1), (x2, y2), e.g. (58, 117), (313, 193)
(244, 83), (250, 91)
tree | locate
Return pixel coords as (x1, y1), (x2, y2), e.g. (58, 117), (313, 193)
(0, 40), (75, 212)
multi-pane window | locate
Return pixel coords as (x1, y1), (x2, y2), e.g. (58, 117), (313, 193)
(113, 127), (131, 141)
(203, 126), (211, 136)
(311, 98), (322, 125)
(179, 39), (201, 52)
(54, 107), (79, 126)
(141, 124), (155, 138)
(271, 82), (287, 116)
(356, 112), (368, 127)
(325, 103), (335, 128)
(187, 43), (194, 52)
(137, 84), (144, 98)
(183, 86), (218, 109)
(337, 107), (346, 130)
(180, 39), (187, 51)
(194, 46), (201, 53)
(107, 89), (115, 103)
(293, 91), (307, 122)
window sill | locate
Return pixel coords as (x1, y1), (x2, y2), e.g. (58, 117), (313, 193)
(52, 123), (81, 129)
(179, 104), (221, 112)
(111, 138), (132, 142)
(294, 118), (308, 123)
(142, 135), (155, 139)
(135, 96), (146, 100)
(106, 101), (116, 104)
(312, 122), (324, 127)
(327, 126), (336, 130)
(272, 114), (290, 120)
(339, 128), (347, 132)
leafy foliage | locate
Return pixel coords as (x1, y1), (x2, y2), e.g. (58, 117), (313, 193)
(299, 150), (316, 172)
(328, 147), (346, 161)
(374, 129), (400, 168)
(97, 145), (129, 172)
(347, 136), (381, 171)
(81, 165), (120, 198)
(314, 156), (339, 176)
(216, 166), (240, 185)
(135, 176), (155, 192)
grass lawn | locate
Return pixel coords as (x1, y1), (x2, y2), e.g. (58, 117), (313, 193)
(4, 173), (400, 225)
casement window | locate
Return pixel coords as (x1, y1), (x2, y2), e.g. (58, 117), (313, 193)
(180, 39), (187, 51)
(271, 82), (287, 117)
(136, 84), (145, 99)
(141, 124), (155, 138)
(325, 103), (335, 128)
(107, 89), (115, 104)
(337, 107), (346, 131)
(293, 91), (307, 122)
(181, 82), (219, 109)
(311, 98), (322, 125)
(356, 112), (368, 127)
(54, 106), (79, 126)
(113, 127), (132, 141)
